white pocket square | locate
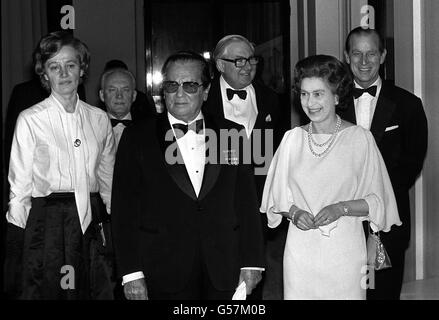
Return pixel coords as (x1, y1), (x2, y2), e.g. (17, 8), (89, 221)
(265, 114), (272, 122)
(385, 125), (399, 132)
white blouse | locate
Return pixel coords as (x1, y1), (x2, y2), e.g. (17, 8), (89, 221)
(7, 94), (116, 233)
(260, 125), (401, 235)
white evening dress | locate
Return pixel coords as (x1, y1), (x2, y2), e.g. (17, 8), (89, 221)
(260, 125), (401, 300)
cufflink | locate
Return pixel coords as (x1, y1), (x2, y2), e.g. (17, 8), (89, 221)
(265, 114), (272, 122)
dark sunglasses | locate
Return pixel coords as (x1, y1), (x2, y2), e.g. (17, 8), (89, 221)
(162, 81), (203, 94)
(220, 56), (260, 68)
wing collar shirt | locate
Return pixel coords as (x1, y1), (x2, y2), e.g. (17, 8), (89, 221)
(220, 75), (258, 138)
(108, 112), (132, 149)
(354, 77), (382, 130)
(7, 94), (116, 233)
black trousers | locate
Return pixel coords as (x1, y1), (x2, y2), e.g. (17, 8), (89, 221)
(148, 239), (235, 300)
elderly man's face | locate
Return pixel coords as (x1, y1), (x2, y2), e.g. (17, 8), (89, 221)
(163, 60), (210, 123)
(100, 71), (137, 119)
(216, 40), (256, 89)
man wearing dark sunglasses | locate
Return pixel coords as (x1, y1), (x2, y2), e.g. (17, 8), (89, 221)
(204, 35), (285, 300)
(111, 51), (264, 300)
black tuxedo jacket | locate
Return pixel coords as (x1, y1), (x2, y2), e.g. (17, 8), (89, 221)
(111, 113), (265, 293)
(338, 81), (428, 247)
(203, 77), (282, 201)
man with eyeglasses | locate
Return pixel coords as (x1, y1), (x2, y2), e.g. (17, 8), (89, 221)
(204, 35), (284, 300)
(111, 51), (264, 300)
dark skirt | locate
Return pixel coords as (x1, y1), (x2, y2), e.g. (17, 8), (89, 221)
(4, 193), (115, 300)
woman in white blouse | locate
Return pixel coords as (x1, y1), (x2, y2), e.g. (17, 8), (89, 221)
(260, 55), (401, 299)
(5, 31), (116, 299)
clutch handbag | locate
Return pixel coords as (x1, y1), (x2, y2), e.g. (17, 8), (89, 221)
(367, 227), (392, 270)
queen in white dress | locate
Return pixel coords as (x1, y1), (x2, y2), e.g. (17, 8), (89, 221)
(260, 55), (401, 300)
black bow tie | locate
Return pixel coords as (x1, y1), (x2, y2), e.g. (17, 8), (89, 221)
(111, 119), (132, 127)
(353, 86), (377, 99)
(172, 119), (204, 139)
(226, 88), (247, 100)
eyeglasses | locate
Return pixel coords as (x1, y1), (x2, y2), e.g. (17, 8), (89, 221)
(220, 56), (260, 68)
(162, 81), (204, 94)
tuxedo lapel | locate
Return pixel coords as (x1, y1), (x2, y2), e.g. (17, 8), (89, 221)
(156, 114), (197, 200)
(370, 84), (397, 144)
(343, 99), (357, 124)
(203, 79), (225, 120)
(198, 115), (221, 201)
(253, 82), (267, 130)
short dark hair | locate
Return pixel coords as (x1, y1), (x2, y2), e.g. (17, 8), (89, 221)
(293, 55), (353, 108)
(345, 27), (385, 53)
(161, 51), (211, 89)
(34, 31), (90, 91)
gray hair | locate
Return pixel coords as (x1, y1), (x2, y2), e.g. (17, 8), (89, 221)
(100, 68), (136, 89)
(213, 35), (255, 62)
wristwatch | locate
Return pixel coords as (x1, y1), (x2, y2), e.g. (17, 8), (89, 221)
(341, 203), (350, 216)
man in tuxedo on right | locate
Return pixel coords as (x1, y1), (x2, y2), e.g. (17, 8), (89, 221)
(340, 27), (428, 300)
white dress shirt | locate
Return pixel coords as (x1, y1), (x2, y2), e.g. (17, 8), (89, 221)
(220, 76), (258, 138)
(122, 111), (263, 286)
(354, 77), (382, 130)
(108, 112), (132, 149)
(7, 94), (116, 233)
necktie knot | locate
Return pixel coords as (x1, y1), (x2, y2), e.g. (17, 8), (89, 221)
(172, 119), (204, 139)
(226, 88), (247, 100)
(111, 118), (133, 127)
(353, 86), (377, 99)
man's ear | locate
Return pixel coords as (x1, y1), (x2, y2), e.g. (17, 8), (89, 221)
(216, 59), (225, 73)
(132, 89), (137, 102)
(203, 84), (211, 101)
(44, 74), (49, 80)
(99, 89), (105, 103)
(344, 51), (350, 64)
(380, 49), (387, 65)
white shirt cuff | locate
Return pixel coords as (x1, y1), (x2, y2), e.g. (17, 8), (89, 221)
(240, 267), (265, 272)
(122, 271), (145, 285)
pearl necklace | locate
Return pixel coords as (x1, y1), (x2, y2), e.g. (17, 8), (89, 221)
(307, 115), (341, 158)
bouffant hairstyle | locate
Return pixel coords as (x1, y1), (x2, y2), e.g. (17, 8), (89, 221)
(34, 31), (90, 91)
(293, 55), (353, 108)
(161, 51), (211, 89)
